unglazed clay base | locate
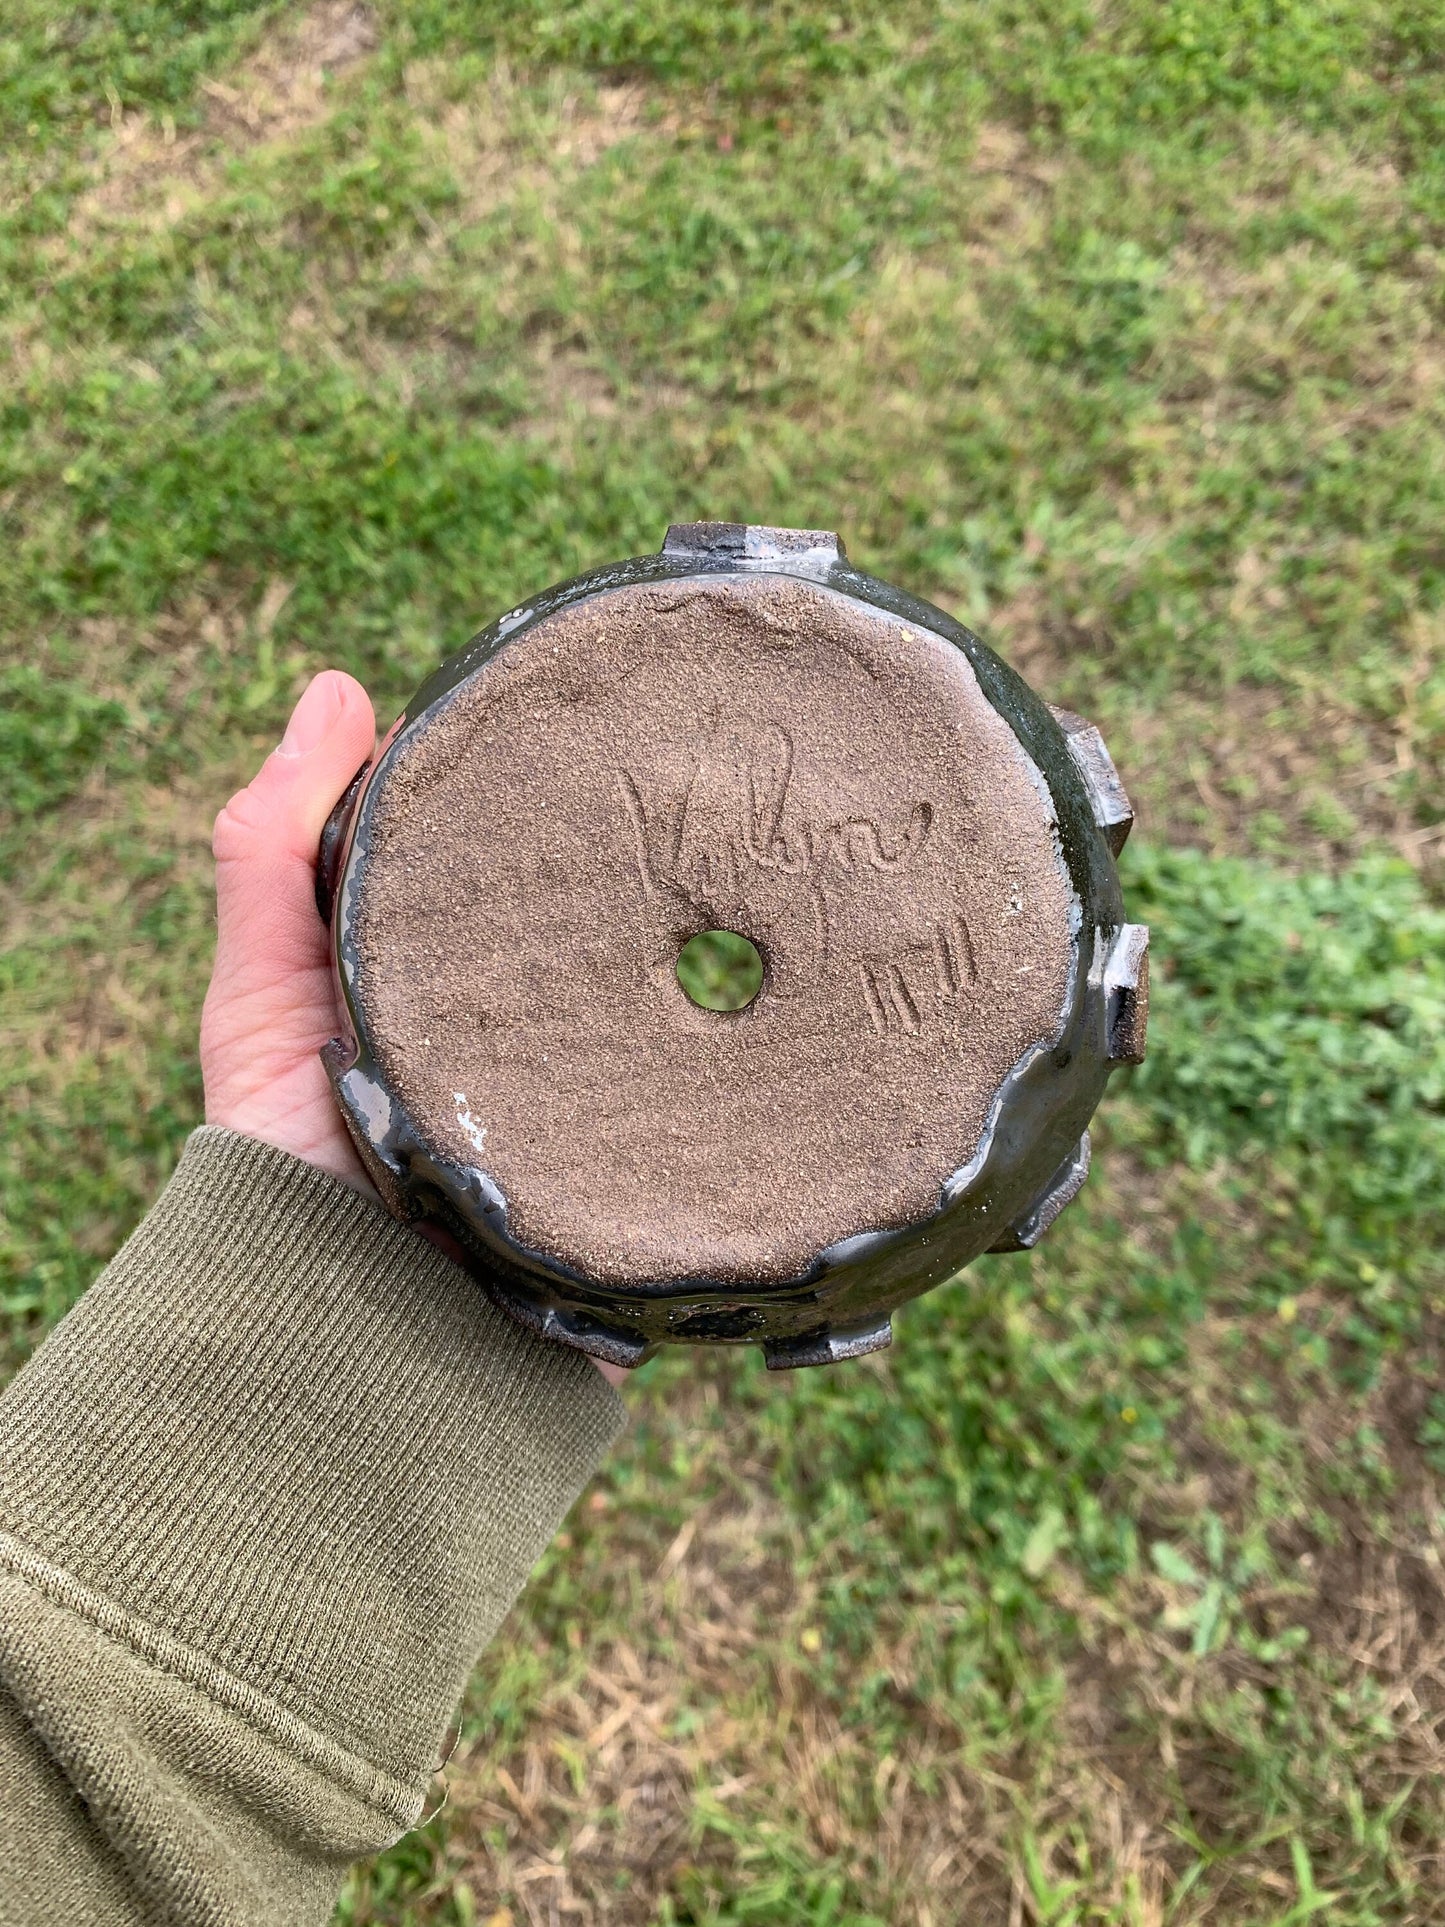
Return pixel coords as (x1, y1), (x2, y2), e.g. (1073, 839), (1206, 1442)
(352, 574), (1075, 1284)
(322, 524), (1147, 1367)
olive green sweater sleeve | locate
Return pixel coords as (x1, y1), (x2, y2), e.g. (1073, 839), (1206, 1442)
(0, 1127), (626, 1927)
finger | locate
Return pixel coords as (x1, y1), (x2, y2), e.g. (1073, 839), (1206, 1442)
(212, 672), (376, 977)
(215, 671), (376, 869)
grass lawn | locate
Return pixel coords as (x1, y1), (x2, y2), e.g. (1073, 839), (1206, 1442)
(3, 1), (1445, 1920)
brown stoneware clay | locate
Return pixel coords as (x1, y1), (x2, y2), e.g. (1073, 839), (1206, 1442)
(318, 525), (1148, 1369)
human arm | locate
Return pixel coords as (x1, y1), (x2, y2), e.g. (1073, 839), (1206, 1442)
(0, 675), (625, 1926)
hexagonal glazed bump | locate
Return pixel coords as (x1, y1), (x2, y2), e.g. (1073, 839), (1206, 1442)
(663, 521), (845, 565)
(1104, 924), (1150, 1065)
(319, 525), (1149, 1367)
(1049, 705), (1135, 856)
(763, 1318), (894, 1371)
(989, 1134), (1092, 1253)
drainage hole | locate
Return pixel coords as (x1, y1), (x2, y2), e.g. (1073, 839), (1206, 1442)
(676, 930), (763, 1012)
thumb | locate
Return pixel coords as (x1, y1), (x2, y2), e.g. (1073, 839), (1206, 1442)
(215, 670), (376, 867)
(212, 671), (377, 983)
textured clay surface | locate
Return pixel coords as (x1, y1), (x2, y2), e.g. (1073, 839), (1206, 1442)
(352, 576), (1076, 1284)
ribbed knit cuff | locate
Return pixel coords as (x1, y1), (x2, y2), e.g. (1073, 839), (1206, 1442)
(0, 1128), (625, 1788)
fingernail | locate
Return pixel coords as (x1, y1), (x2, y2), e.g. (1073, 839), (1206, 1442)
(278, 674), (341, 757)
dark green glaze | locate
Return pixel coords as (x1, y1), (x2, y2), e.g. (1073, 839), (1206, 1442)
(318, 526), (1141, 1370)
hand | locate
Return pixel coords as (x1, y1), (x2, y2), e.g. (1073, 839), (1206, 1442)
(201, 672), (627, 1386)
(203, 670), (376, 1188)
